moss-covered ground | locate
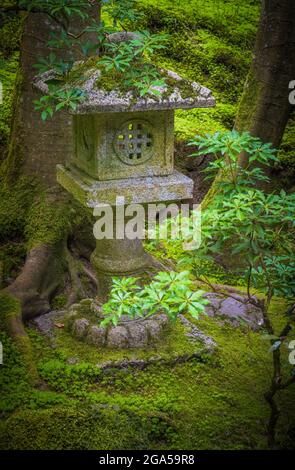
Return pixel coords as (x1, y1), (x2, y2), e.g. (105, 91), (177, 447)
(1, 291), (295, 449)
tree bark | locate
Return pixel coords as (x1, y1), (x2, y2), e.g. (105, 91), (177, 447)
(4, 3), (100, 186)
(6, 243), (66, 319)
(235, 0), (295, 163)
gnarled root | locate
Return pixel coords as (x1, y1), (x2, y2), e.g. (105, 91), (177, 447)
(5, 243), (66, 321)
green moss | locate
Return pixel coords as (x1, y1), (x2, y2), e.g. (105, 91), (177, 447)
(0, 54), (19, 151)
(0, 330), (32, 416)
(0, 290), (20, 325)
(278, 113), (295, 175)
(0, 15), (21, 57)
(130, 1), (259, 143)
(25, 190), (91, 249)
(50, 294), (68, 310)
(0, 177), (36, 283)
(1, 293), (295, 449)
(0, 404), (153, 450)
(0, 11), (21, 152)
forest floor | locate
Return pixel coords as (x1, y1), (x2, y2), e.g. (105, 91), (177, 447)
(0, 0), (295, 450)
(1, 290), (295, 449)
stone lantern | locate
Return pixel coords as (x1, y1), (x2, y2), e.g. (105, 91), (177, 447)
(35, 68), (215, 299)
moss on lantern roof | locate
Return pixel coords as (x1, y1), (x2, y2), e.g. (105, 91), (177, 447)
(34, 59), (215, 115)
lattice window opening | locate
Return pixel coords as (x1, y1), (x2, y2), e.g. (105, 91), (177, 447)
(114, 121), (154, 165)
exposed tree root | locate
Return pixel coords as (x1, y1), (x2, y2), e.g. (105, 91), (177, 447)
(5, 243), (66, 320)
(65, 246), (85, 308)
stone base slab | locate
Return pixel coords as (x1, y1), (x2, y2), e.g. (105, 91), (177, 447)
(57, 164), (193, 208)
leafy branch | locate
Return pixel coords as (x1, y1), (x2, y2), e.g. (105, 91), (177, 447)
(100, 271), (209, 327)
(186, 130), (295, 448)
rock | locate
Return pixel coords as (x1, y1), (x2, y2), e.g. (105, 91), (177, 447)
(179, 315), (216, 351)
(219, 297), (263, 330)
(204, 292), (264, 331)
(204, 293), (223, 315)
(155, 313), (169, 327)
(73, 318), (90, 338)
(126, 322), (148, 348)
(107, 326), (129, 348)
(144, 319), (162, 341)
(30, 310), (66, 337)
(67, 301), (170, 349)
(67, 357), (79, 365)
(87, 325), (106, 347)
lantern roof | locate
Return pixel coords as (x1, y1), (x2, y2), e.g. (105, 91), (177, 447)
(34, 67), (215, 115)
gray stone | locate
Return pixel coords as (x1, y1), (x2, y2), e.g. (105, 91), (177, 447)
(144, 319), (162, 340)
(30, 310), (66, 337)
(57, 165), (194, 208)
(219, 297), (263, 330)
(67, 300), (171, 348)
(71, 110), (174, 181)
(125, 322), (148, 348)
(67, 357), (79, 365)
(107, 326), (129, 348)
(107, 32), (140, 44)
(204, 293), (223, 313)
(179, 314), (216, 351)
(87, 325), (106, 347)
(73, 318), (90, 338)
(156, 313), (170, 326)
(204, 292), (264, 331)
(34, 68), (215, 114)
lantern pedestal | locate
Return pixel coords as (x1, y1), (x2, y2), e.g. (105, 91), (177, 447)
(57, 163), (194, 299)
(91, 238), (153, 301)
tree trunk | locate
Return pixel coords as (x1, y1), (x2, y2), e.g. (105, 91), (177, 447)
(4, 4), (100, 186)
(235, 0), (295, 163)
(4, 12), (73, 186)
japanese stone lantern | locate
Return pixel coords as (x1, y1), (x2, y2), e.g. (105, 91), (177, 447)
(35, 68), (215, 299)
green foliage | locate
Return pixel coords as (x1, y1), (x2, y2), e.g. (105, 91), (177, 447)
(27, 0), (169, 118)
(101, 271), (208, 327)
(104, 0), (144, 25)
(19, 0), (90, 19)
(186, 131), (295, 299)
(34, 86), (85, 121)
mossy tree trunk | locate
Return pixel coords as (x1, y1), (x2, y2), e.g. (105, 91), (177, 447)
(1, 4), (100, 323)
(5, 4), (100, 186)
(235, 0), (295, 164)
